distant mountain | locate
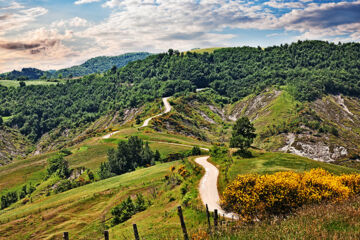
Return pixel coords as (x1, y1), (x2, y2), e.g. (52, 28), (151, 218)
(53, 52), (151, 78)
(0, 68), (44, 80)
(0, 52), (151, 80)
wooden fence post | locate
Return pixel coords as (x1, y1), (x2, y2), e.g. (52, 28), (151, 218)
(214, 209), (218, 229)
(206, 204), (211, 230)
(104, 230), (109, 240)
(177, 206), (189, 240)
(63, 232), (69, 240)
(133, 224), (140, 240)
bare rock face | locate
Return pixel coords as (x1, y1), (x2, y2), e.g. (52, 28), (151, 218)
(280, 133), (348, 162)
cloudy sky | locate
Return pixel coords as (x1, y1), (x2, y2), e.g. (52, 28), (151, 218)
(0, 0), (359, 72)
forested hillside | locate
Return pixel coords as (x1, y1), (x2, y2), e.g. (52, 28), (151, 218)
(0, 52), (151, 80)
(53, 52), (151, 78)
(0, 40), (359, 154)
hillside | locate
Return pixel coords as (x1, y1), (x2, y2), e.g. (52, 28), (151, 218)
(0, 127), (32, 165)
(0, 52), (151, 80)
(0, 41), (360, 168)
(53, 52), (151, 78)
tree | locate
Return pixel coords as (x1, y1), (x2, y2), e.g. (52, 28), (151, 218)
(111, 196), (135, 225)
(230, 117), (256, 153)
(191, 146), (201, 156)
(154, 150), (161, 162)
(0, 116), (3, 126)
(19, 81), (26, 87)
(46, 154), (70, 178)
(111, 65), (117, 74)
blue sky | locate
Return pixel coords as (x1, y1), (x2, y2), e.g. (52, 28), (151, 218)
(0, 0), (359, 72)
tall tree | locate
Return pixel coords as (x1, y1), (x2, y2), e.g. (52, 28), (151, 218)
(230, 117), (256, 153)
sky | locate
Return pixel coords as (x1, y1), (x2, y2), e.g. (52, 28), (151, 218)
(0, 0), (360, 72)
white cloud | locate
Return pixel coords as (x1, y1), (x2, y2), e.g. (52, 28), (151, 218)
(265, 1), (304, 9)
(74, 0), (102, 5)
(0, 7), (48, 35)
(51, 17), (90, 28)
(277, 0), (360, 41)
(0, 1), (24, 10)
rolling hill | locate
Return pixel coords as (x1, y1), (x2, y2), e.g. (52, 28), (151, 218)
(0, 52), (151, 80)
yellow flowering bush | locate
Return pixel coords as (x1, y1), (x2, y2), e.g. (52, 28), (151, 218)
(221, 168), (360, 218)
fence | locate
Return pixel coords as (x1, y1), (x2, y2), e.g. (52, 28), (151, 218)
(61, 204), (236, 240)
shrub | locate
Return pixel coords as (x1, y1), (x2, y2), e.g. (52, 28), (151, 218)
(221, 169), (359, 219)
(111, 193), (149, 225)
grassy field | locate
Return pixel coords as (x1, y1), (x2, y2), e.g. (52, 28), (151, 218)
(211, 149), (359, 194)
(0, 158), (208, 240)
(0, 126), (210, 194)
(0, 80), (59, 87)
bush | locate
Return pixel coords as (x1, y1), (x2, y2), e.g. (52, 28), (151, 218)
(221, 169), (359, 219)
(111, 193), (149, 225)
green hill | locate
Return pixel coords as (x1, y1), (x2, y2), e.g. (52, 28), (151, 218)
(0, 52), (151, 80)
(52, 52), (151, 78)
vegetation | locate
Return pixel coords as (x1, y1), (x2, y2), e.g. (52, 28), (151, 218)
(230, 116), (256, 154)
(0, 41), (359, 144)
(98, 136), (156, 179)
(222, 168), (360, 220)
(0, 53), (151, 80)
(111, 193), (148, 225)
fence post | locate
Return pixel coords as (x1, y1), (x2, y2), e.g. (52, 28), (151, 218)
(214, 209), (218, 229)
(104, 230), (109, 240)
(177, 206), (189, 240)
(133, 224), (140, 240)
(206, 204), (211, 230)
(63, 232), (69, 240)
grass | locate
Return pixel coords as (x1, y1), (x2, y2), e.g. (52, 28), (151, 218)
(0, 158), (208, 240)
(0, 80), (59, 87)
(0, 126), (210, 195)
(211, 149), (359, 194)
(205, 196), (360, 239)
(187, 47), (224, 54)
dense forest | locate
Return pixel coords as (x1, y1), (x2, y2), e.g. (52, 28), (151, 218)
(0, 40), (359, 142)
(0, 52), (151, 80)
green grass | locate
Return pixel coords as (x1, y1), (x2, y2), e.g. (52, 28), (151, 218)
(211, 149), (359, 194)
(0, 80), (59, 87)
(0, 127), (209, 195)
(0, 158), (207, 240)
(187, 47), (223, 54)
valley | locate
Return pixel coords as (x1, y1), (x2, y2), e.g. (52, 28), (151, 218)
(1, 41), (360, 239)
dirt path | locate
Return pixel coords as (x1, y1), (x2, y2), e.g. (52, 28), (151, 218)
(195, 156), (238, 219)
(102, 97), (171, 139)
(141, 97), (171, 127)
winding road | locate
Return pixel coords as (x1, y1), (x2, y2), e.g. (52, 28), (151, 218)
(141, 97), (171, 127)
(103, 97), (171, 139)
(103, 96), (236, 219)
(195, 156), (238, 219)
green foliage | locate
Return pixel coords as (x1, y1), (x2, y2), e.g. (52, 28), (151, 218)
(54, 179), (73, 194)
(19, 81), (25, 87)
(100, 136), (156, 179)
(59, 148), (72, 156)
(0, 183), (36, 209)
(111, 193), (148, 225)
(0, 116), (3, 126)
(1, 41), (359, 143)
(46, 154), (70, 179)
(230, 117), (256, 153)
(191, 146), (201, 155)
